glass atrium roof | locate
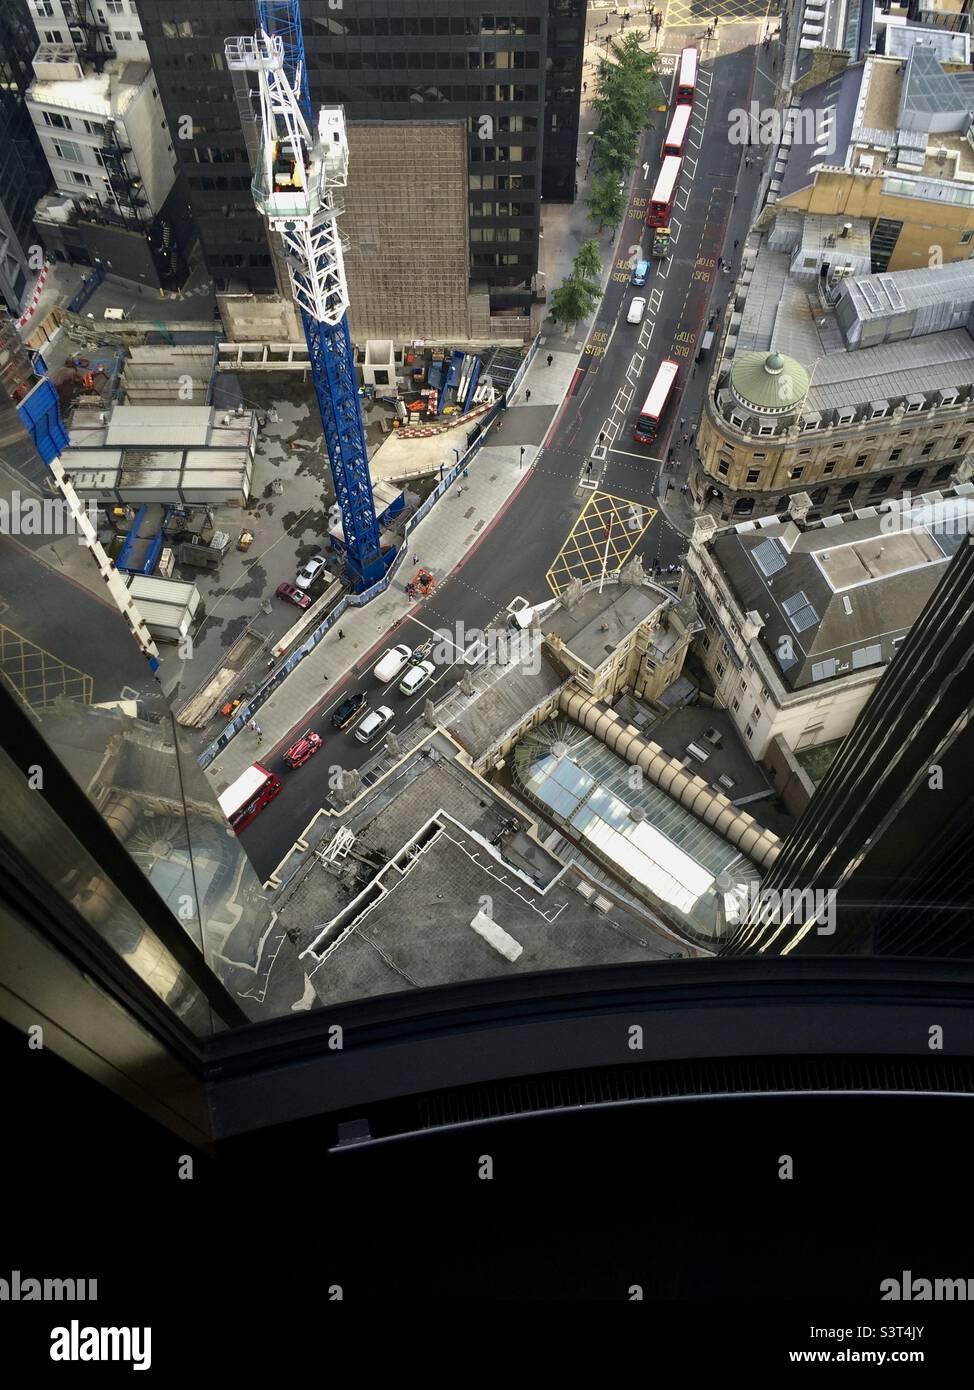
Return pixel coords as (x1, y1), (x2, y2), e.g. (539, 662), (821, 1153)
(513, 721), (762, 939)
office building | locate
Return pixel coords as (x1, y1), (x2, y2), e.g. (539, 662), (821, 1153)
(721, 528), (974, 957)
(137, 1), (586, 339)
(25, 2), (190, 288)
(0, 0), (52, 314)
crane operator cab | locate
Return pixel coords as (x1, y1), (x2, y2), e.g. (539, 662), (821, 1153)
(271, 140), (303, 192)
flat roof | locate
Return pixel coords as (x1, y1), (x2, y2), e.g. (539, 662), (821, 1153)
(105, 405), (213, 447)
(544, 583), (664, 670)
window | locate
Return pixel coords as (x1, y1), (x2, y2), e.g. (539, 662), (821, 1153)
(43, 112), (71, 130)
(731, 697), (740, 711)
(921, 442), (935, 457)
(788, 467), (803, 480)
(889, 449), (902, 462)
(823, 461), (836, 475)
(752, 707), (761, 723)
(715, 661), (725, 679)
(53, 140), (84, 162)
(954, 436), (968, 452)
(70, 170), (92, 186)
(105, 0), (125, 12)
(717, 461), (729, 476)
(83, 120), (104, 137)
(36, 1), (54, 16)
(740, 678), (748, 692)
(961, 230), (973, 245)
(43, 28), (63, 42)
(745, 724), (754, 740)
(854, 454), (868, 468)
(746, 468), (761, 483)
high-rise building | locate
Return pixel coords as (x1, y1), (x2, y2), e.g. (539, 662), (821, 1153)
(24, 1), (191, 289)
(0, 0), (52, 313)
(721, 528), (974, 958)
(137, 1), (585, 337)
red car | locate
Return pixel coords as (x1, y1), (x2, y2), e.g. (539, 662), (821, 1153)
(283, 731), (322, 768)
(276, 581), (312, 610)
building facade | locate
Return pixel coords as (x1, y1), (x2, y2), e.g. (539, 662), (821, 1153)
(721, 524), (974, 958)
(681, 486), (974, 764)
(0, 0), (52, 313)
(136, 1), (584, 335)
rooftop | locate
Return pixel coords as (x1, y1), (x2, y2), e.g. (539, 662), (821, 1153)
(706, 490), (974, 690)
(28, 62), (149, 118)
(543, 583), (664, 670)
(272, 752), (695, 1006)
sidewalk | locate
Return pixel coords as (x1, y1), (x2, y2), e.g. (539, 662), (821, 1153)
(539, 7), (660, 329)
(204, 364), (582, 789)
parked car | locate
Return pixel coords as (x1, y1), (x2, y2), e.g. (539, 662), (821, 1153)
(275, 581), (312, 610)
(627, 297), (647, 325)
(283, 731), (322, 768)
(399, 659), (436, 696)
(295, 554), (328, 590)
(355, 705), (395, 744)
(331, 691), (368, 731)
(373, 643), (413, 683)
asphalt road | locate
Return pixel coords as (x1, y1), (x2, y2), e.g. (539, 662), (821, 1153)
(240, 43), (758, 879)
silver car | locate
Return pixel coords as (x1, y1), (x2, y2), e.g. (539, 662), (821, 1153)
(355, 705), (395, 743)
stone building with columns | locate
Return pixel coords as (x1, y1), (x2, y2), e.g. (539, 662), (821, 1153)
(693, 235), (974, 525)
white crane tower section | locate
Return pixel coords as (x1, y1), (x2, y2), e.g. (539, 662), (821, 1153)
(225, 31), (350, 327)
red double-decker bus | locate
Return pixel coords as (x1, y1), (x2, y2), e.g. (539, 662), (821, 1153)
(218, 761), (282, 832)
(647, 156), (681, 227)
(633, 359), (679, 443)
(663, 103), (692, 158)
(676, 46), (698, 105)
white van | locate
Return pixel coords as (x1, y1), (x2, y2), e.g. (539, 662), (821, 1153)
(103, 307), (129, 321)
(373, 643), (413, 683)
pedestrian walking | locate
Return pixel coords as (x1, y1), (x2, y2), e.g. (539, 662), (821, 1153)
(456, 485), (464, 496)
(338, 628), (345, 640)
(525, 389), (531, 403)
(583, 82), (587, 94)
(680, 417), (686, 429)
(733, 239), (739, 250)
(689, 431), (695, 446)
(547, 353), (554, 367)
(682, 432), (689, 446)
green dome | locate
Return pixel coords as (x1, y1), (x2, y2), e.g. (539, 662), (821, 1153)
(731, 350), (809, 411)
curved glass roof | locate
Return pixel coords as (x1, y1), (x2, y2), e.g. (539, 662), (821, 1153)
(513, 720), (762, 942)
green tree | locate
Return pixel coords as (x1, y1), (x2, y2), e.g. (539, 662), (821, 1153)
(588, 173), (626, 232)
(550, 272), (599, 332)
(572, 239), (602, 281)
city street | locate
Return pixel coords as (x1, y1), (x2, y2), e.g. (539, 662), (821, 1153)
(237, 31), (769, 879)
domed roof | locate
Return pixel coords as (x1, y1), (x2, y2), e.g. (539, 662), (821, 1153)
(731, 350), (809, 410)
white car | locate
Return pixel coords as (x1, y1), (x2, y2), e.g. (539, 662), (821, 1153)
(627, 297), (647, 325)
(399, 659), (436, 696)
(355, 705), (395, 744)
(295, 554), (328, 589)
(373, 642), (413, 683)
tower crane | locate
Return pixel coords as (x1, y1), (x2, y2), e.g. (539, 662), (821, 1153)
(226, 2), (391, 592)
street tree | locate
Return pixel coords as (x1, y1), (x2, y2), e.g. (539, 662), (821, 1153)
(588, 173), (626, 231)
(572, 239), (602, 281)
(550, 272), (599, 333)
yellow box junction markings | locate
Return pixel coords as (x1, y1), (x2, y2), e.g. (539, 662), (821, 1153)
(664, 0), (772, 27)
(546, 491), (657, 596)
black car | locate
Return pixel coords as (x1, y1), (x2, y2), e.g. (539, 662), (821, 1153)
(331, 691), (368, 731)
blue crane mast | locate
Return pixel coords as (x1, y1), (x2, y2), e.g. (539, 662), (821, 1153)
(227, 2), (390, 592)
